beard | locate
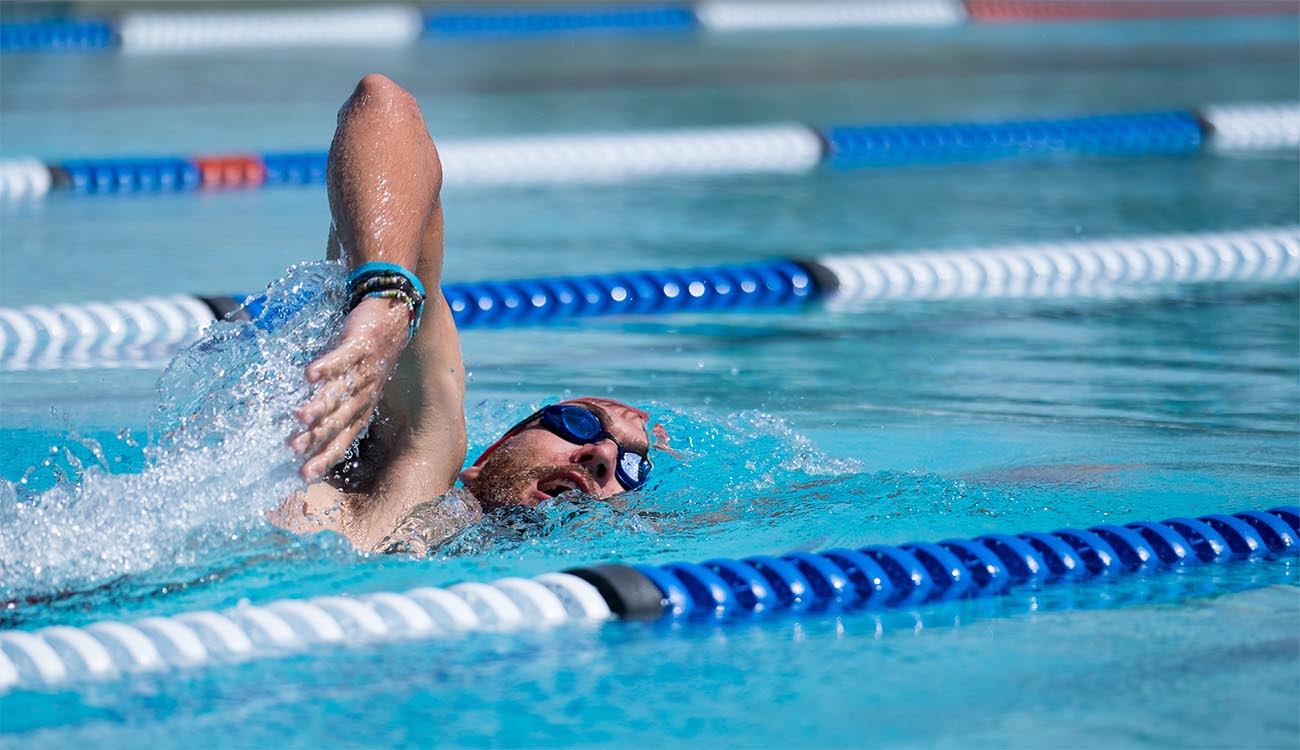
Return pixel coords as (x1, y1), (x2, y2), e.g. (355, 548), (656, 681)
(465, 444), (582, 510)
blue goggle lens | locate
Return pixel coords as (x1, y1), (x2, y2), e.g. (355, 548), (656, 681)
(618, 451), (649, 488)
(555, 406), (602, 441)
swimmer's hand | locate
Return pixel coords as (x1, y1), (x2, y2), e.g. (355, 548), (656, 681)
(290, 296), (410, 481)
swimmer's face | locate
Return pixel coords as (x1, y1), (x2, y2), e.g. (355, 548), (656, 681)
(459, 398), (652, 509)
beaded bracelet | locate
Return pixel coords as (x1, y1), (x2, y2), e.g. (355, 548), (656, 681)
(346, 262), (427, 340)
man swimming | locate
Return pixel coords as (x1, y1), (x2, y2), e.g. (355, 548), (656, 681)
(270, 74), (654, 553)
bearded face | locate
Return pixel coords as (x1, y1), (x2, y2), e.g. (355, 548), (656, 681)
(459, 399), (652, 510)
(461, 437), (599, 509)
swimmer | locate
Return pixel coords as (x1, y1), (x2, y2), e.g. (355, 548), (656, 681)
(270, 74), (654, 554)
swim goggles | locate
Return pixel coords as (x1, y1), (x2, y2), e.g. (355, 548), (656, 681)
(475, 404), (653, 492)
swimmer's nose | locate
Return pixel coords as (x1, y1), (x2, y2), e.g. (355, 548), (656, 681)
(572, 440), (618, 491)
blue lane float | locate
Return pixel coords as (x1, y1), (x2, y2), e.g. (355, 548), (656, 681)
(260, 152), (330, 187)
(0, 18), (117, 52)
(824, 111), (1204, 167)
(439, 261), (816, 327)
(0, 505), (1294, 692)
(55, 158), (202, 195)
(425, 4), (697, 37)
(229, 260), (815, 331)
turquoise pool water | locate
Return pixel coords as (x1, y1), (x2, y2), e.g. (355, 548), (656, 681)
(1, 15), (1298, 749)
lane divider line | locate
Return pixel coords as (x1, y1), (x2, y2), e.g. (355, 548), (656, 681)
(1, 505), (1294, 693)
(2, 104), (1293, 199)
(5, 1), (1297, 53)
(0, 227), (1294, 371)
(814, 226), (1300, 304)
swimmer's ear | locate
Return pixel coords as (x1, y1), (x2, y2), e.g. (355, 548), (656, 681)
(459, 465), (482, 483)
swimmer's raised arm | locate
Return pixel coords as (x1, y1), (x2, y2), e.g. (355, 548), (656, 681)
(290, 73), (442, 480)
(281, 74), (467, 549)
(276, 75), (654, 553)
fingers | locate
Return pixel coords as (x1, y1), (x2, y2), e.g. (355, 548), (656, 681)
(294, 380), (346, 432)
(293, 382), (379, 456)
(293, 359), (386, 445)
(293, 299), (411, 481)
(295, 346), (383, 436)
(304, 333), (368, 383)
(296, 395), (378, 481)
(308, 299), (409, 381)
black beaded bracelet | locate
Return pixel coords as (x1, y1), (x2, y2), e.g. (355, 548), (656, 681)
(346, 263), (427, 340)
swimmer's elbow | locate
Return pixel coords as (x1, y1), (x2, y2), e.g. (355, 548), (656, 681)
(353, 74), (418, 114)
(349, 73), (442, 189)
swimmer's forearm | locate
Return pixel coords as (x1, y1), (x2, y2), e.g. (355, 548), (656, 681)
(293, 73), (463, 509)
(326, 74), (443, 275)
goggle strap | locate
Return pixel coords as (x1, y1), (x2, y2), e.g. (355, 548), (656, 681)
(469, 409), (544, 467)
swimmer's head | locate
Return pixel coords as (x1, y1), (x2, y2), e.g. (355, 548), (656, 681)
(459, 398), (653, 510)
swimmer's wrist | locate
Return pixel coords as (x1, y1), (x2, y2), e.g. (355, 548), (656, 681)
(353, 295), (415, 339)
(346, 262), (427, 341)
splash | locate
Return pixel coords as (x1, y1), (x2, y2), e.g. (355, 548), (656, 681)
(0, 282), (1036, 607)
(0, 262), (347, 602)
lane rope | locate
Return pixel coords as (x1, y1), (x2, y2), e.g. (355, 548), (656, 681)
(1, 103), (1294, 199)
(0, 227), (1294, 371)
(814, 226), (1300, 305)
(5, 1), (1298, 52)
(0, 159), (53, 200)
(1, 505), (1294, 693)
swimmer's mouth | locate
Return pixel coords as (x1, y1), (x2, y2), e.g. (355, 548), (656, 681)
(535, 470), (593, 499)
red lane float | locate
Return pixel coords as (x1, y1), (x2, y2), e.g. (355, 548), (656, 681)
(964, 0), (1300, 21)
(195, 155), (267, 189)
